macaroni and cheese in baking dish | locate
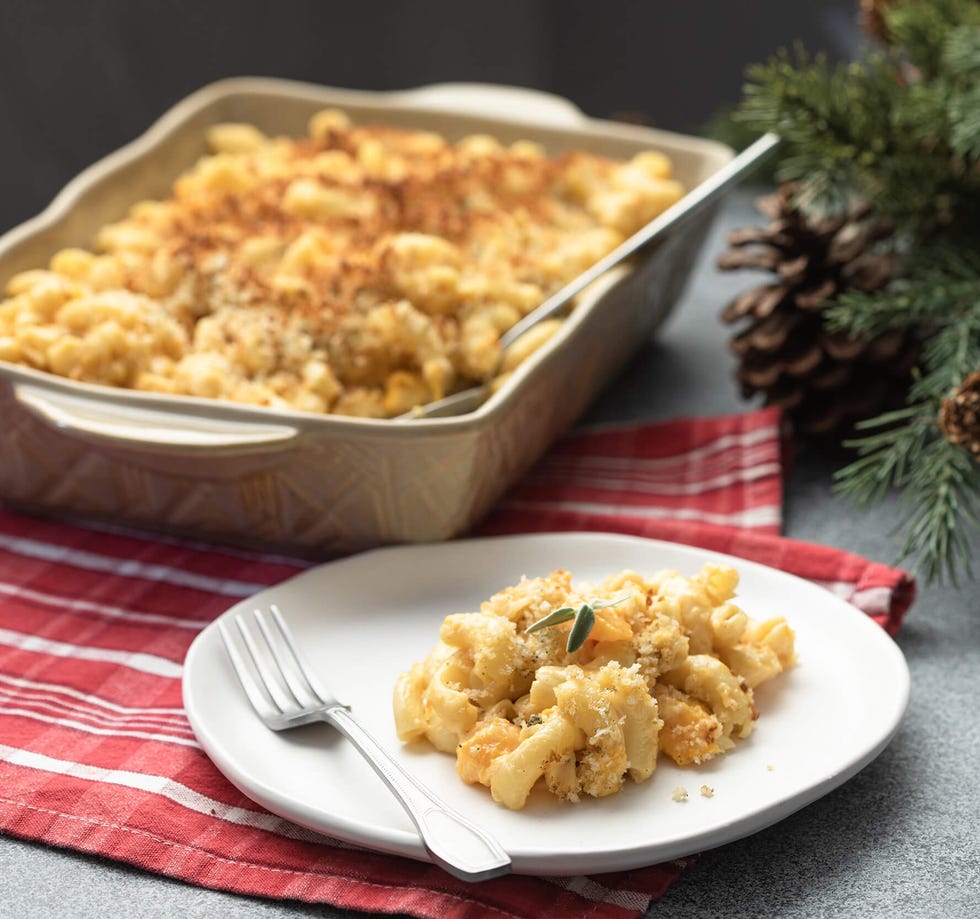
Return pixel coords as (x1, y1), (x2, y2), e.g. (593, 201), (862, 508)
(0, 110), (684, 417)
(394, 563), (795, 810)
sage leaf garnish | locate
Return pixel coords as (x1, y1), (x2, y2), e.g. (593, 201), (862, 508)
(591, 592), (632, 611)
(566, 603), (595, 653)
(526, 592), (632, 652)
(526, 606), (576, 634)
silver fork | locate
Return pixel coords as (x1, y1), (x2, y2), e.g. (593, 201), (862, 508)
(217, 604), (511, 882)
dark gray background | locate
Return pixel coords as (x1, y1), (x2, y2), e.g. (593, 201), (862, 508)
(1, 0), (861, 233)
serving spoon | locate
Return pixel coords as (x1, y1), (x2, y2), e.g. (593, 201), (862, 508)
(402, 131), (781, 419)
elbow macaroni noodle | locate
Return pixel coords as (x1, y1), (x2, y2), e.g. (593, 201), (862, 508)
(0, 111), (685, 417)
(393, 563), (795, 810)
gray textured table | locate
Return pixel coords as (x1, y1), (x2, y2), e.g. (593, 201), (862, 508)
(3, 188), (978, 919)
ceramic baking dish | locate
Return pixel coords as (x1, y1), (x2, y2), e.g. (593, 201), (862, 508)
(0, 77), (732, 555)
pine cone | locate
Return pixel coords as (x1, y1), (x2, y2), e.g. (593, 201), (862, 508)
(718, 183), (918, 442)
(939, 369), (980, 459)
(859, 0), (892, 43)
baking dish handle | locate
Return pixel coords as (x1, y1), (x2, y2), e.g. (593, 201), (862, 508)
(390, 83), (587, 128)
(12, 383), (299, 453)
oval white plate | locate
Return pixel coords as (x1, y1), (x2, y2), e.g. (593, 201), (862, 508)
(182, 532), (910, 876)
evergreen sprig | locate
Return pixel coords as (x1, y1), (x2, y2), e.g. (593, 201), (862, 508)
(824, 244), (980, 338)
(730, 0), (980, 585)
(737, 1), (980, 230)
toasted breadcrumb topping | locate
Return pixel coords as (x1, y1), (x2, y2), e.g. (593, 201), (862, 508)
(0, 111), (685, 416)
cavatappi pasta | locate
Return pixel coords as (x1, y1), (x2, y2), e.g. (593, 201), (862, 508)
(393, 564), (795, 810)
(0, 111), (685, 417)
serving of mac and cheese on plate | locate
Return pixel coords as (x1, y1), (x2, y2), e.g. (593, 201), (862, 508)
(0, 108), (683, 417)
(184, 531), (908, 874)
(394, 562), (795, 810)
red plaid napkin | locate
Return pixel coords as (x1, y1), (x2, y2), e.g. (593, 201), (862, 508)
(0, 407), (913, 919)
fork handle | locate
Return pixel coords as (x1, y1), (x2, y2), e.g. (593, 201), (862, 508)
(322, 705), (512, 882)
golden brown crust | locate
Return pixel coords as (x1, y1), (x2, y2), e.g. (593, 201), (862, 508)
(0, 112), (684, 416)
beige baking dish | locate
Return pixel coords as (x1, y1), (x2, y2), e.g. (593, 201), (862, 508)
(0, 78), (732, 556)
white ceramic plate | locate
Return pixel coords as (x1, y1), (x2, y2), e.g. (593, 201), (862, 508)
(182, 532), (910, 876)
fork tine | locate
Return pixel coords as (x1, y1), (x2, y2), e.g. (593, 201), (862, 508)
(217, 618), (279, 723)
(268, 604), (332, 705)
(253, 606), (321, 709)
(269, 603), (334, 704)
(235, 611), (298, 714)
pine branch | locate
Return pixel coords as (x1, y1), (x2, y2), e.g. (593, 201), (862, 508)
(828, 260), (980, 584)
(885, 0), (979, 77)
(738, 54), (955, 224)
(943, 23), (980, 77)
(909, 314), (980, 401)
(735, 5), (980, 229)
(737, 48), (904, 218)
(949, 82), (980, 158)
(834, 408), (932, 506)
(894, 438), (980, 585)
(730, 0), (980, 586)
(823, 242), (980, 338)
(835, 409), (980, 585)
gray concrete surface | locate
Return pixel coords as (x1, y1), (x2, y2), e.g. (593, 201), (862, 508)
(3, 188), (978, 918)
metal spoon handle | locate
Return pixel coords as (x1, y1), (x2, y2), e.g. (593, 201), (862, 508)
(406, 132), (781, 419)
(499, 131), (781, 349)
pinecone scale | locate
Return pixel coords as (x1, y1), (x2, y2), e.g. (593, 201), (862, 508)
(939, 370), (980, 459)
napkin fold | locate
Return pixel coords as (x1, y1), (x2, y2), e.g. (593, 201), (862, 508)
(0, 407), (914, 919)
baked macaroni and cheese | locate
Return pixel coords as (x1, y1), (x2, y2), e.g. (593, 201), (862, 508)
(394, 563), (795, 810)
(0, 111), (684, 417)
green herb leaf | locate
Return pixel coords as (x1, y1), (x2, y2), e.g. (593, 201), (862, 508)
(566, 603), (596, 654)
(526, 594), (630, 650)
(526, 606), (576, 634)
(591, 592), (632, 610)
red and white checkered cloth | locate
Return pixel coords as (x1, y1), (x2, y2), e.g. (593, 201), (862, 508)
(0, 407), (913, 919)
